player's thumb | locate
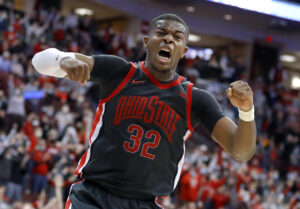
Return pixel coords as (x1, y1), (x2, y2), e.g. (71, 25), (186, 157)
(226, 87), (233, 98)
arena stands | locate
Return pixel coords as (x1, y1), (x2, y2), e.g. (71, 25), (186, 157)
(0, 2), (299, 209)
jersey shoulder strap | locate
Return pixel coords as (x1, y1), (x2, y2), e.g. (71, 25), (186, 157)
(101, 62), (137, 103)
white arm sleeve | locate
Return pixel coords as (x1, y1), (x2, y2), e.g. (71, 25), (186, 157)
(32, 48), (75, 78)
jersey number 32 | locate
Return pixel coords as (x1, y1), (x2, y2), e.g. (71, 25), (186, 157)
(123, 124), (161, 160)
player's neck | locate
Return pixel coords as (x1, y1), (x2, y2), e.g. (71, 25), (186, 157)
(144, 61), (176, 82)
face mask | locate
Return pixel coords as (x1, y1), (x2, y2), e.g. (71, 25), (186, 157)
(190, 169), (196, 176)
(62, 105), (69, 113)
(15, 89), (21, 95)
(32, 120), (40, 127)
(34, 129), (43, 138)
(36, 146), (46, 152)
(77, 96), (84, 104)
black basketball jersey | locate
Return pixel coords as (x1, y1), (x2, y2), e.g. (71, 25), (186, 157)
(74, 61), (195, 200)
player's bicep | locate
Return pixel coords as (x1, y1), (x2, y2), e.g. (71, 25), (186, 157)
(89, 55), (131, 84)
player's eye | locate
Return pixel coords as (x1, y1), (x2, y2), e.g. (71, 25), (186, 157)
(157, 31), (166, 35)
(175, 35), (182, 40)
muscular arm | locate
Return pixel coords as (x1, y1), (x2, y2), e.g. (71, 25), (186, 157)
(61, 54), (131, 84)
(212, 115), (256, 162)
(192, 83), (256, 162)
(32, 48), (131, 84)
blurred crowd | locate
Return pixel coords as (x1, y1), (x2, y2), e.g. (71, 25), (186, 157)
(0, 2), (299, 209)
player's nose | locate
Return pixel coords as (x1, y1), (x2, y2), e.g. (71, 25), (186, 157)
(163, 34), (173, 44)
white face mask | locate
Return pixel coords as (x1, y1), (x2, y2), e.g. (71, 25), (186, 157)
(77, 95), (84, 104)
(34, 128), (43, 138)
(15, 89), (21, 95)
(36, 145), (46, 152)
(32, 119), (40, 127)
(62, 105), (69, 113)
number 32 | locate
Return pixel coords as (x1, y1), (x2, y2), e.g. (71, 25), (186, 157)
(123, 124), (161, 160)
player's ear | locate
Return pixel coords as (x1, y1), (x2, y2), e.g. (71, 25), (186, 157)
(143, 36), (149, 50)
(181, 46), (188, 58)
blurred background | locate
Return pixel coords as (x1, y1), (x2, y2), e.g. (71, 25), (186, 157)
(0, 0), (299, 208)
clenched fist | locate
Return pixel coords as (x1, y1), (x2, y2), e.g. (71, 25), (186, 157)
(60, 57), (91, 84)
(226, 80), (253, 112)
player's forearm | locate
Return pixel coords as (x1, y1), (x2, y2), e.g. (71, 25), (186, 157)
(222, 81), (257, 162)
(212, 116), (256, 162)
(231, 120), (256, 161)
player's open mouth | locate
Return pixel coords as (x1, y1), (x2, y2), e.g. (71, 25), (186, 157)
(157, 49), (171, 64)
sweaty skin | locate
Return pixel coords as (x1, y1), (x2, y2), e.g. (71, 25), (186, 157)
(59, 19), (257, 162)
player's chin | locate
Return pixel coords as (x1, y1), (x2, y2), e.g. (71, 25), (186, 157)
(155, 64), (171, 72)
(154, 58), (174, 71)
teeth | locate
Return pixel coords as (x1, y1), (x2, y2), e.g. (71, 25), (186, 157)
(161, 48), (170, 52)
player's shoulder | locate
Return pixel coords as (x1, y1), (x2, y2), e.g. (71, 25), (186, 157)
(93, 54), (130, 67)
(192, 86), (215, 99)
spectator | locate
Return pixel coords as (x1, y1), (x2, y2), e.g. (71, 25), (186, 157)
(180, 164), (202, 209)
(31, 138), (50, 198)
(64, 9), (78, 30)
(6, 145), (28, 202)
(0, 4), (298, 209)
(0, 147), (13, 202)
(0, 51), (12, 73)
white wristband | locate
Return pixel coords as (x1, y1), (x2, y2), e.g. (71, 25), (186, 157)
(238, 106), (255, 122)
(32, 48), (75, 78)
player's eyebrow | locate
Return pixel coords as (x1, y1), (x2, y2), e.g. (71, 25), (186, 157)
(175, 30), (185, 35)
(156, 27), (166, 31)
(157, 27), (185, 35)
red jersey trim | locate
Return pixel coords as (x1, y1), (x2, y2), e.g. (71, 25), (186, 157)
(64, 179), (84, 209)
(88, 102), (104, 144)
(64, 196), (71, 209)
(155, 197), (165, 209)
(74, 149), (88, 175)
(75, 63), (136, 176)
(185, 83), (194, 142)
(102, 62), (137, 103)
(140, 61), (184, 89)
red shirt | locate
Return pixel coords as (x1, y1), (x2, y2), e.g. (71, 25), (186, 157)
(23, 121), (37, 152)
(32, 150), (50, 176)
(180, 171), (202, 201)
(212, 192), (230, 209)
(253, 203), (264, 209)
(3, 31), (17, 45)
(200, 178), (226, 202)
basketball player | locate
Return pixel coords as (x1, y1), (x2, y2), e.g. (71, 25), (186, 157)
(32, 14), (256, 209)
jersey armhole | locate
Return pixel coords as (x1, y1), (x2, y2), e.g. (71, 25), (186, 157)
(185, 82), (194, 142)
(100, 62), (137, 103)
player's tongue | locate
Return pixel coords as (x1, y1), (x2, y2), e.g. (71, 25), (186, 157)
(158, 49), (171, 64)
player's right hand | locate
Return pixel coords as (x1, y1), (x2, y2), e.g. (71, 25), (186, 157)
(60, 57), (90, 84)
